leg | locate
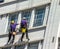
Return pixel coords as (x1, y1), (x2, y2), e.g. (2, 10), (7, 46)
(7, 33), (12, 43)
(26, 28), (30, 40)
(21, 33), (25, 41)
(12, 35), (15, 43)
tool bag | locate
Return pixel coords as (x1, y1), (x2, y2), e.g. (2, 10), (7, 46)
(13, 32), (16, 35)
(21, 28), (26, 33)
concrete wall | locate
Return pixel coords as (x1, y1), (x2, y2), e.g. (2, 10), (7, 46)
(43, 0), (60, 49)
(0, 16), (8, 35)
(0, 29), (45, 47)
(0, 0), (60, 49)
(0, 0), (49, 46)
(0, 0), (51, 15)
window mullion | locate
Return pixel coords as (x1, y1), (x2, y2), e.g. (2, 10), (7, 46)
(17, 12), (21, 28)
(29, 9), (35, 28)
(43, 5), (50, 26)
(5, 14), (9, 34)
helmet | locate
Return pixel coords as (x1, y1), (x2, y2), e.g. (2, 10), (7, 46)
(22, 17), (26, 19)
(11, 20), (14, 23)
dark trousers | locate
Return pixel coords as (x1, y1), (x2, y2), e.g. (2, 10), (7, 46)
(21, 28), (29, 41)
(7, 33), (15, 43)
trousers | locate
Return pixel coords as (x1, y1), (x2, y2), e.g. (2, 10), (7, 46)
(21, 28), (29, 41)
(7, 32), (15, 43)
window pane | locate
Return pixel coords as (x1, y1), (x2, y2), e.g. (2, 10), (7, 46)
(59, 0), (60, 5)
(22, 10), (31, 27)
(28, 42), (39, 49)
(15, 45), (25, 49)
(9, 13), (18, 23)
(0, 0), (4, 3)
(33, 8), (45, 27)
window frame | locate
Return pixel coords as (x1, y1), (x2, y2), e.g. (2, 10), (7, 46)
(28, 42), (39, 49)
(15, 44), (25, 49)
(32, 7), (45, 27)
(6, 12), (19, 33)
(29, 5), (50, 28)
(33, 8), (45, 27)
(21, 9), (32, 27)
(0, 0), (4, 3)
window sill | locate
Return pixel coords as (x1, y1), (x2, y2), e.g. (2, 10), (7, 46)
(0, 39), (44, 48)
(28, 25), (46, 30)
(0, 25), (46, 38)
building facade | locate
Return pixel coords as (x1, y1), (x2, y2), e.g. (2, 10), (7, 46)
(0, 0), (60, 49)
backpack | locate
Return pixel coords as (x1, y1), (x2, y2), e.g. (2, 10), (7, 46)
(21, 20), (27, 28)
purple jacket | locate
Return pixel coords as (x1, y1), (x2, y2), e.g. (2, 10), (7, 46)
(21, 19), (27, 27)
(10, 23), (18, 31)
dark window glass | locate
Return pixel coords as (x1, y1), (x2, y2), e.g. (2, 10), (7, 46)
(58, 38), (60, 49)
(22, 10), (31, 27)
(0, 0), (4, 3)
(2, 47), (11, 49)
(59, 0), (60, 5)
(7, 13), (18, 33)
(28, 42), (39, 49)
(33, 8), (45, 27)
(15, 45), (25, 49)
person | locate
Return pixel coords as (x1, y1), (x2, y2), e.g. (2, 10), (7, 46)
(7, 20), (18, 44)
(20, 17), (30, 42)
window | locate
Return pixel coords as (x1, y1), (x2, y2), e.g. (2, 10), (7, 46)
(22, 10), (31, 27)
(9, 13), (18, 23)
(7, 13), (18, 32)
(15, 45), (25, 49)
(33, 8), (45, 27)
(28, 42), (39, 49)
(59, 0), (60, 5)
(0, 0), (4, 3)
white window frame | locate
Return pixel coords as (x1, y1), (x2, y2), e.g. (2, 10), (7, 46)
(28, 42), (39, 49)
(21, 10), (32, 28)
(6, 12), (19, 33)
(29, 5), (50, 29)
(29, 9), (35, 28)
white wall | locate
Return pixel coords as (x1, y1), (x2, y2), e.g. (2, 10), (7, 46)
(0, 0), (51, 15)
(0, 30), (45, 46)
(43, 0), (60, 49)
(0, 4), (16, 15)
(0, 16), (8, 35)
(0, 37), (8, 47)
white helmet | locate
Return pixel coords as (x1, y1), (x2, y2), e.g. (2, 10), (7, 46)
(22, 17), (26, 19)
